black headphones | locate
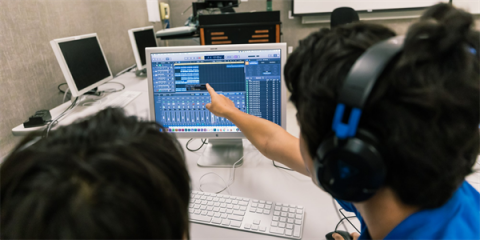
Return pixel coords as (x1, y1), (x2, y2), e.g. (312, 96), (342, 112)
(313, 36), (405, 202)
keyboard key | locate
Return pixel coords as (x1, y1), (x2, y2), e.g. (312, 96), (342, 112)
(233, 210), (245, 216)
(200, 206), (206, 210)
(226, 199), (232, 203)
(201, 196), (206, 200)
(253, 219), (261, 225)
(281, 212), (288, 217)
(250, 208), (257, 213)
(264, 210), (271, 215)
(220, 208), (226, 213)
(296, 209), (303, 214)
(256, 209), (263, 214)
(251, 203), (258, 207)
(288, 213), (295, 218)
(214, 212), (221, 218)
(289, 208), (296, 213)
(189, 208), (194, 213)
(220, 203), (226, 208)
(252, 225), (259, 230)
(227, 204), (234, 208)
(267, 201), (273, 205)
(296, 214), (302, 219)
(207, 202), (213, 206)
(239, 201), (248, 206)
(191, 214), (212, 223)
(219, 199), (225, 203)
(226, 209), (233, 214)
(259, 200), (265, 204)
(282, 207), (288, 212)
(244, 223), (251, 229)
(214, 202), (220, 207)
(213, 207), (220, 212)
(202, 200), (208, 205)
(194, 209), (201, 214)
(207, 211), (214, 217)
(243, 198), (249, 201)
(274, 211), (280, 216)
(258, 204), (265, 208)
(233, 205), (240, 210)
(287, 224), (293, 229)
(286, 229), (293, 236)
(230, 220), (241, 228)
(274, 206), (282, 211)
(240, 206), (247, 211)
(252, 199), (258, 203)
(221, 214), (227, 219)
(207, 197), (213, 201)
(194, 204), (200, 209)
(232, 200), (239, 204)
(265, 205), (272, 210)
(273, 216), (279, 221)
(287, 218), (294, 224)
(279, 222), (286, 228)
(221, 219), (230, 226)
(228, 215), (243, 221)
(259, 226), (266, 232)
(280, 217), (286, 222)
(295, 219), (302, 225)
(271, 221), (278, 227)
(201, 210), (207, 215)
(207, 206), (213, 211)
(293, 225), (301, 237)
(270, 227), (285, 235)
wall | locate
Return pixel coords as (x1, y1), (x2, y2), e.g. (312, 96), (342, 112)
(0, 0), (161, 159)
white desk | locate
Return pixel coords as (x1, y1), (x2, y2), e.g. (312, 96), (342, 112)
(11, 72), (480, 239)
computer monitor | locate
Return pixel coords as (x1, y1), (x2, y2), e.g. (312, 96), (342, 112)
(146, 43), (287, 167)
(128, 26), (157, 73)
(50, 33), (113, 98)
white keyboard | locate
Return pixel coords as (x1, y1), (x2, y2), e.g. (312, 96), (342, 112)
(189, 191), (305, 239)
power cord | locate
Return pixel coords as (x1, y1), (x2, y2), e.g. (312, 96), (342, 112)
(332, 197), (348, 231)
(186, 138), (207, 152)
(199, 156), (244, 194)
(335, 216), (358, 232)
(57, 83), (67, 94)
(98, 82), (125, 94)
(272, 160), (294, 171)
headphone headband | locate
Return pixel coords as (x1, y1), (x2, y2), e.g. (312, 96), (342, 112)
(333, 36), (405, 139)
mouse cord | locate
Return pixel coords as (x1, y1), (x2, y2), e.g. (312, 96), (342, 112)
(338, 208), (360, 233)
(335, 216), (358, 232)
(332, 198), (348, 231)
(199, 155), (244, 195)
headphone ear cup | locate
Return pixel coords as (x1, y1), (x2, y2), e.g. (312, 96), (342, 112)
(315, 130), (386, 202)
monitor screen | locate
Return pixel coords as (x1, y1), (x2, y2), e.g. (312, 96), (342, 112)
(58, 37), (111, 91)
(150, 49), (282, 133)
(133, 29), (157, 66)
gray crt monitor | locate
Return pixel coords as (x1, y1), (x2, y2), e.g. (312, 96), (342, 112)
(146, 43), (287, 167)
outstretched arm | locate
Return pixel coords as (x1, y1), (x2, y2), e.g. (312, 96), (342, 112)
(205, 84), (308, 176)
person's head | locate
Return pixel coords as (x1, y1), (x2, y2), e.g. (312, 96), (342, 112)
(1, 108), (191, 239)
(285, 3), (479, 208)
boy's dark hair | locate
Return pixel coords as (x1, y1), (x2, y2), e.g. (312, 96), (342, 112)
(1, 108), (191, 239)
(285, 3), (479, 208)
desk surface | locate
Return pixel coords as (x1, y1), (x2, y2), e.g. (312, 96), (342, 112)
(11, 72), (480, 239)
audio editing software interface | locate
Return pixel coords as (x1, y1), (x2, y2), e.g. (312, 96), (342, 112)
(150, 49), (281, 132)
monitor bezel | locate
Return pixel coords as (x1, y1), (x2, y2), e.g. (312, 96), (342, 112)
(128, 26), (157, 71)
(50, 33), (113, 98)
(146, 43), (288, 139)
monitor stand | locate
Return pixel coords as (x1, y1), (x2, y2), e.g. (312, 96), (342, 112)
(197, 139), (244, 168)
(135, 68), (147, 77)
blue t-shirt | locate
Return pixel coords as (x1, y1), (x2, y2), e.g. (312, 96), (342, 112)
(336, 181), (480, 239)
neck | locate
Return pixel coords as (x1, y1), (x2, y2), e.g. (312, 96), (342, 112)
(353, 188), (419, 239)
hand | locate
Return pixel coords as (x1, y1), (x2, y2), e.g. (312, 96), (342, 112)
(205, 83), (238, 118)
(332, 232), (360, 240)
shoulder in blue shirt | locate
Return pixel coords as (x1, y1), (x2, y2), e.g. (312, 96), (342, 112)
(336, 181), (480, 239)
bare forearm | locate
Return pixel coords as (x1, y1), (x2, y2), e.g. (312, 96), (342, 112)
(226, 109), (308, 176)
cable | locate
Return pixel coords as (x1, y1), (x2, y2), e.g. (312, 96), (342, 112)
(63, 87), (70, 103)
(332, 198), (348, 231)
(98, 82), (125, 94)
(57, 83), (67, 93)
(43, 97), (78, 138)
(186, 138), (207, 152)
(272, 160), (294, 171)
(115, 64), (136, 77)
(335, 216), (358, 232)
(199, 156), (244, 194)
(339, 208), (361, 233)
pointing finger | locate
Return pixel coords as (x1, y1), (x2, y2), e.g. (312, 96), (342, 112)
(206, 83), (217, 96)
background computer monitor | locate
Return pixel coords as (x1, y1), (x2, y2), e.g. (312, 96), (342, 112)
(128, 26), (157, 72)
(146, 43), (287, 167)
(50, 33), (113, 98)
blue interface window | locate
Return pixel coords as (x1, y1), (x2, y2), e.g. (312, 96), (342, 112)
(150, 50), (281, 132)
